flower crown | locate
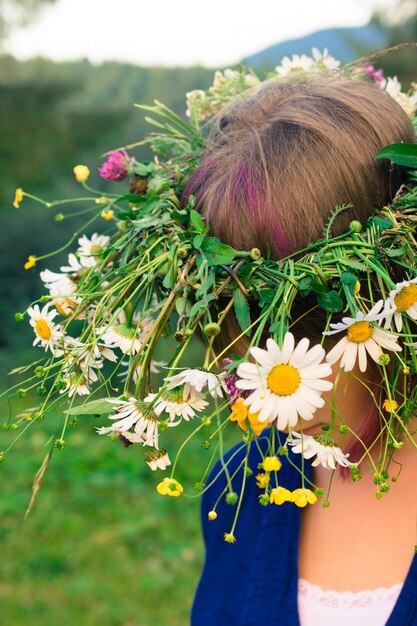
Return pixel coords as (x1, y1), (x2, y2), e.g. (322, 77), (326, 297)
(6, 48), (417, 540)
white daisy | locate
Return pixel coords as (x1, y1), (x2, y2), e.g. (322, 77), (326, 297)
(324, 301), (402, 372)
(60, 253), (84, 274)
(287, 432), (353, 470)
(77, 233), (110, 268)
(275, 54), (314, 78)
(98, 324), (142, 355)
(382, 76), (417, 117)
(144, 387), (208, 426)
(98, 315), (154, 356)
(54, 295), (80, 317)
(61, 370), (90, 397)
(144, 448), (171, 471)
(28, 304), (64, 352)
(235, 332), (333, 429)
(312, 48), (341, 70)
(40, 268), (78, 298)
(96, 425), (144, 444)
(164, 369), (225, 398)
(106, 398), (159, 448)
(382, 278), (417, 332)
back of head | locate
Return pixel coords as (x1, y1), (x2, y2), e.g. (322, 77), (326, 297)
(185, 74), (415, 258)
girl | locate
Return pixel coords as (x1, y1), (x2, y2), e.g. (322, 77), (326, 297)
(188, 74), (417, 625)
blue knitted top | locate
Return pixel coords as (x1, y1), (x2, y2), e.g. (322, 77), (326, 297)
(191, 434), (417, 626)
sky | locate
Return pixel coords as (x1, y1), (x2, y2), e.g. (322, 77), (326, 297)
(6, 0), (394, 67)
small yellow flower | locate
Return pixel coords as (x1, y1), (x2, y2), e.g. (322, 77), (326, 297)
(13, 188), (23, 208)
(291, 488), (317, 508)
(270, 486), (293, 505)
(403, 366), (410, 375)
(223, 532), (236, 543)
(95, 196), (108, 205)
(73, 165), (90, 183)
(24, 255), (37, 270)
(353, 281), (361, 295)
(383, 399), (399, 413)
(247, 410), (268, 436)
(208, 510), (217, 521)
(256, 472), (270, 489)
(101, 208), (115, 221)
(262, 456), (282, 472)
(229, 397), (248, 430)
(156, 477), (183, 497)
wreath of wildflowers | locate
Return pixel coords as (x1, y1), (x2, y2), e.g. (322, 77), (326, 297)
(5, 47), (417, 540)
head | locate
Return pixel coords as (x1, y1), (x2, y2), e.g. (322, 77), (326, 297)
(183, 72), (415, 459)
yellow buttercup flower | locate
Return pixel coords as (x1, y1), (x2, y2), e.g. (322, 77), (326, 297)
(262, 456), (282, 472)
(229, 397), (248, 430)
(256, 472), (270, 489)
(156, 477), (183, 497)
(229, 397), (267, 436)
(208, 510), (217, 520)
(24, 255), (37, 270)
(353, 281), (361, 295)
(383, 399), (399, 413)
(247, 410), (268, 436)
(13, 188), (23, 208)
(270, 486), (293, 505)
(73, 165), (90, 183)
(95, 196), (108, 205)
(101, 208), (115, 221)
(223, 532), (236, 543)
(291, 487), (317, 508)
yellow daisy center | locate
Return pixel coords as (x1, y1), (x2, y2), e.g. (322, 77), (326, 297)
(393, 284), (417, 312)
(90, 244), (103, 255)
(347, 320), (373, 343)
(35, 319), (52, 340)
(267, 364), (300, 395)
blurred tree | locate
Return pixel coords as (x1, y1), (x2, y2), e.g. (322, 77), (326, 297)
(0, 0), (57, 43)
(370, 0), (417, 82)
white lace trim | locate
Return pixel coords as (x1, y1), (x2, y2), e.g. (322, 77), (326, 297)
(298, 578), (403, 610)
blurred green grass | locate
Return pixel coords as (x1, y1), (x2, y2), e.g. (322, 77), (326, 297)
(0, 396), (234, 626)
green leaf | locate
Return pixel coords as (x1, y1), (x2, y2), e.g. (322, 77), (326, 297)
(193, 234), (204, 248)
(116, 193), (147, 205)
(196, 272), (215, 298)
(384, 245), (408, 258)
(259, 289), (275, 305)
(189, 293), (217, 317)
(233, 286), (252, 336)
(190, 209), (205, 233)
(298, 275), (314, 295)
(201, 237), (236, 266)
(317, 290), (344, 313)
(338, 259), (368, 272)
(340, 271), (357, 286)
(65, 399), (115, 416)
(371, 216), (393, 231)
(162, 261), (177, 289)
(375, 143), (417, 168)
(134, 162), (155, 176)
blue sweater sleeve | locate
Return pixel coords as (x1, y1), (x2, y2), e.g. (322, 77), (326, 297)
(191, 432), (312, 626)
(191, 437), (268, 626)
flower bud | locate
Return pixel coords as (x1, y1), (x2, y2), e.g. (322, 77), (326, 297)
(203, 322), (221, 337)
(349, 220), (362, 232)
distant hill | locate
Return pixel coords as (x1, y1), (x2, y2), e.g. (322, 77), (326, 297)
(242, 22), (390, 70)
